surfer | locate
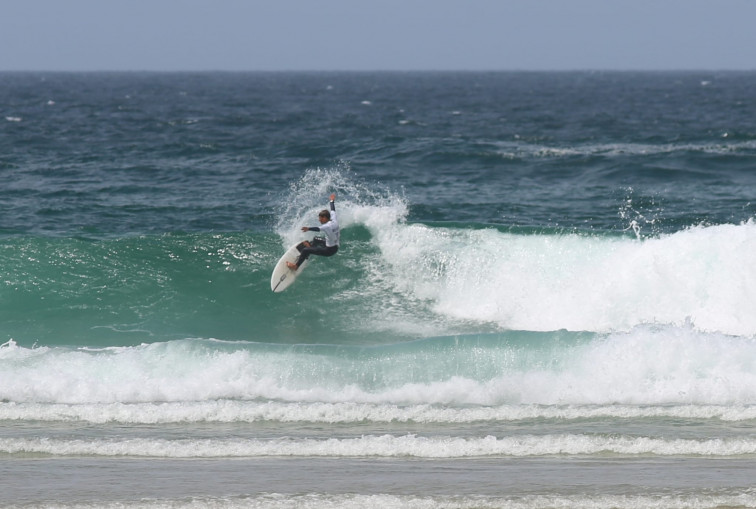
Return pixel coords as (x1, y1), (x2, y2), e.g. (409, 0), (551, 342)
(286, 193), (340, 270)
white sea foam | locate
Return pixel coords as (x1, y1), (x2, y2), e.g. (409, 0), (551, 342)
(366, 218), (756, 337)
(2, 433), (756, 458)
(2, 400), (755, 425)
(2, 326), (756, 406)
(11, 493), (756, 509)
(10, 490), (756, 509)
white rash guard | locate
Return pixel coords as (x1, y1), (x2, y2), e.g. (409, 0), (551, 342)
(311, 200), (339, 247)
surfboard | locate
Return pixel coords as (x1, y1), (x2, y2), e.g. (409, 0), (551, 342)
(270, 243), (309, 292)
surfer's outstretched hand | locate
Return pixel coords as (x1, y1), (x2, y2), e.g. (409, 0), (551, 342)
(330, 193), (336, 201)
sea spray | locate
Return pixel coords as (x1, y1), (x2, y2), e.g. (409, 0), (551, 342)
(274, 164), (409, 247)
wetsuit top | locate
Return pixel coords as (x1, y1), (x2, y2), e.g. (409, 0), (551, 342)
(308, 200), (340, 247)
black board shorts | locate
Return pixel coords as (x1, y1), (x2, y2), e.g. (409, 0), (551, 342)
(295, 239), (339, 267)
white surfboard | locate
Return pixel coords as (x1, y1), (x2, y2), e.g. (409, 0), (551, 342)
(270, 243), (309, 292)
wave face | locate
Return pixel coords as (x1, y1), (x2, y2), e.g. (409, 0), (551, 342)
(3, 169), (754, 348)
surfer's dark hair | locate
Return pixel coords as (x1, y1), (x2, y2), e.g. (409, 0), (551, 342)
(319, 209), (331, 220)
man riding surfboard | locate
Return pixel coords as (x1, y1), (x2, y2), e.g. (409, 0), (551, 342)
(286, 193), (340, 270)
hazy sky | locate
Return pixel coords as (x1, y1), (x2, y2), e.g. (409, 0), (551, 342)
(2, 0), (755, 71)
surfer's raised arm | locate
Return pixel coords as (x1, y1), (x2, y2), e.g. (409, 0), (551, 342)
(302, 194), (336, 233)
(286, 194), (340, 271)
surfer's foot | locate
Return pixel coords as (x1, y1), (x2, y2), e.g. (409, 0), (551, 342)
(286, 262), (298, 270)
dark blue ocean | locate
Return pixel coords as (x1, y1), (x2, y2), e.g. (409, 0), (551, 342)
(1, 72), (756, 508)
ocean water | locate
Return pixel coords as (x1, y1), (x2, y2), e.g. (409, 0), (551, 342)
(1, 71), (756, 508)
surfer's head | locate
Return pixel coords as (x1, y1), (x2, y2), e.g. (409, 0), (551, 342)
(318, 210), (331, 223)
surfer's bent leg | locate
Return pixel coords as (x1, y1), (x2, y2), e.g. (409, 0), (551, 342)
(294, 243), (338, 268)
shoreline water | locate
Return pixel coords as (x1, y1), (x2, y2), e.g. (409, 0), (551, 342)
(5, 457), (756, 506)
